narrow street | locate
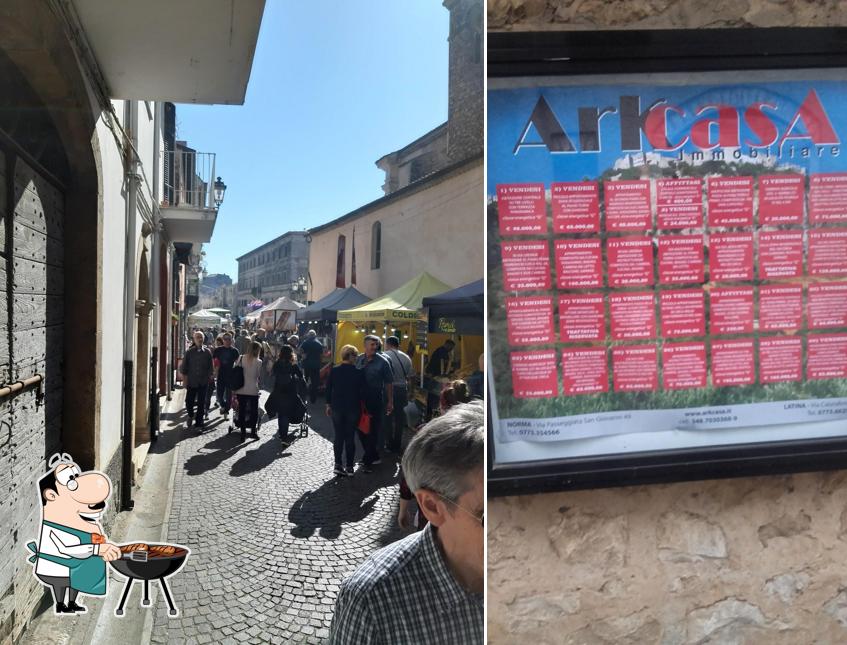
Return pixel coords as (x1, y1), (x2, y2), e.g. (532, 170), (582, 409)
(24, 390), (406, 645)
(150, 390), (405, 644)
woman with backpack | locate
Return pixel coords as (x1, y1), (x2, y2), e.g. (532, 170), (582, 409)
(232, 341), (263, 441)
(271, 344), (307, 445)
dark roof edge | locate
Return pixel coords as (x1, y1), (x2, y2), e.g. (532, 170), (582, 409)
(235, 230), (308, 261)
(308, 153), (483, 236)
(376, 121), (449, 164)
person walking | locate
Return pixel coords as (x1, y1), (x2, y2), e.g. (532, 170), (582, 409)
(213, 332), (240, 419)
(270, 345), (307, 445)
(180, 331), (213, 429)
(325, 344), (365, 477)
(232, 341), (262, 441)
(355, 335), (394, 470)
(253, 328), (275, 390)
(383, 336), (413, 454)
(234, 328), (250, 355)
(300, 330), (324, 404)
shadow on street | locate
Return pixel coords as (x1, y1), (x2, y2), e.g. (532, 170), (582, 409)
(228, 434), (295, 476)
(183, 430), (254, 476)
(287, 460), (403, 541)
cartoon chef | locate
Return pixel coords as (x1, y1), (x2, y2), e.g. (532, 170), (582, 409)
(26, 453), (122, 614)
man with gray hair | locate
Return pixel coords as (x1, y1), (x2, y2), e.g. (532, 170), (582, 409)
(329, 400), (484, 644)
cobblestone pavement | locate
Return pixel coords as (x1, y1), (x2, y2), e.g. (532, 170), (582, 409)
(148, 393), (405, 644)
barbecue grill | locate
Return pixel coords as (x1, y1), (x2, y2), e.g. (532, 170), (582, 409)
(109, 543), (190, 617)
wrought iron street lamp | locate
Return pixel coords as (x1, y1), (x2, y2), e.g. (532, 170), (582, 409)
(291, 275), (307, 294)
(214, 176), (227, 208)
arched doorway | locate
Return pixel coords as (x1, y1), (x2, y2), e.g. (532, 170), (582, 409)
(0, 2), (101, 639)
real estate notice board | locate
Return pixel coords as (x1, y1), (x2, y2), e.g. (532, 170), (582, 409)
(488, 69), (847, 470)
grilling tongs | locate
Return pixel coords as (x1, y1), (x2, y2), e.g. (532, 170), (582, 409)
(121, 550), (148, 562)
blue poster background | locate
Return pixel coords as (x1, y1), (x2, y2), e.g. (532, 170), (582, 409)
(488, 80), (847, 194)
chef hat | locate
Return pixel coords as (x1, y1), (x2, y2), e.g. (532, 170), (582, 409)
(47, 452), (77, 470)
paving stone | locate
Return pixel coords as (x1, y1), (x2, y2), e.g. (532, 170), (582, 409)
(148, 397), (405, 641)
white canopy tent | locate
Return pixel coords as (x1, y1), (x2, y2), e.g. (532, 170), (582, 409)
(188, 309), (223, 326)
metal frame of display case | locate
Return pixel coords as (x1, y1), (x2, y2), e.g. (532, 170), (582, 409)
(487, 27), (847, 496)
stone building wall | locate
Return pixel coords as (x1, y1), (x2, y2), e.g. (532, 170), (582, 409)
(446, 0), (484, 162)
(487, 0), (847, 31)
(487, 2), (847, 643)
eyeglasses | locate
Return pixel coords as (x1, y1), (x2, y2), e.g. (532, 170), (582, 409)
(435, 492), (484, 526)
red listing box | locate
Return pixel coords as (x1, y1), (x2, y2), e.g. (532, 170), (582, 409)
(555, 239), (603, 288)
(759, 285), (803, 331)
(807, 334), (847, 380)
(710, 233), (754, 282)
(506, 297), (555, 345)
(604, 180), (652, 231)
(662, 342), (707, 390)
(607, 237), (654, 287)
(809, 229), (847, 277)
(657, 178), (703, 229)
(610, 292), (655, 340)
(759, 174), (804, 225)
(660, 289), (705, 337)
(502, 240), (551, 291)
(510, 350), (559, 398)
(759, 337), (802, 384)
(710, 288), (754, 335)
(612, 344), (658, 392)
(562, 348), (608, 395)
(809, 173), (847, 224)
(711, 339), (755, 387)
(658, 235), (705, 284)
(559, 294), (605, 342)
(497, 183), (547, 235)
(552, 182), (599, 233)
(708, 176), (753, 227)
(758, 231), (804, 280)
(807, 283), (847, 329)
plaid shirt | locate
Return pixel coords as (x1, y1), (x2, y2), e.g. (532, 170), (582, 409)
(329, 523), (483, 644)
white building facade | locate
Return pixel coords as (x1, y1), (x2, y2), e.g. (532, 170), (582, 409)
(0, 1), (264, 639)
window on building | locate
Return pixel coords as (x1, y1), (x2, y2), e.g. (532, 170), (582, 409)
(336, 235), (346, 287)
(371, 221), (381, 270)
(283, 242), (291, 258)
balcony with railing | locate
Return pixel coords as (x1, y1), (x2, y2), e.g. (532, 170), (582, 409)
(160, 148), (226, 243)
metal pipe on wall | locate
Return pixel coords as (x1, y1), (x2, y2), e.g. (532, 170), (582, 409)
(121, 99), (139, 511)
(149, 101), (162, 440)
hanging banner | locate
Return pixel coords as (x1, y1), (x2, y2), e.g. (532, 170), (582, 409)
(488, 74), (847, 461)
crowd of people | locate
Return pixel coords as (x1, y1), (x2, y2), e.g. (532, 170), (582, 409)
(179, 324), (485, 641)
(179, 326), (484, 475)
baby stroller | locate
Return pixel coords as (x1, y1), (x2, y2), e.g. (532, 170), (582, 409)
(298, 410), (310, 438)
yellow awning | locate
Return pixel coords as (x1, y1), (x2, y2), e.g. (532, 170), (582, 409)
(337, 272), (452, 322)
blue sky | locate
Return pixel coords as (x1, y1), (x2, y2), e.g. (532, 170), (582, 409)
(175, 1), (449, 279)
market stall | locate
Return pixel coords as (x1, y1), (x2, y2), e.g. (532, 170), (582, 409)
(419, 278), (484, 416)
(257, 296), (305, 334)
(336, 272), (452, 367)
(421, 278), (484, 375)
(187, 309), (223, 328)
(296, 286), (370, 358)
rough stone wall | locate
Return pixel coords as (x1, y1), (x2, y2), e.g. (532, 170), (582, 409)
(488, 0), (847, 30)
(489, 470), (847, 643)
(445, 0), (484, 161)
